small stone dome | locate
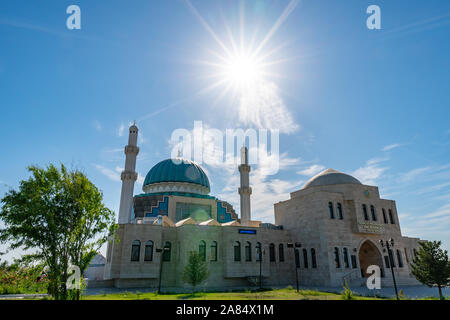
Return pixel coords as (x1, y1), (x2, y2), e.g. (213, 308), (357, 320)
(303, 168), (361, 189)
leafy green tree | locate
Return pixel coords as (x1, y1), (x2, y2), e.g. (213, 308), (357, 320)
(182, 251), (209, 292)
(0, 164), (116, 300)
(410, 241), (450, 300)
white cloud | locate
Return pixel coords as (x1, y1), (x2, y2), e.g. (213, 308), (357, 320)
(424, 203), (450, 219)
(352, 165), (388, 185)
(399, 167), (431, 183)
(216, 165), (303, 222)
(239, 80), (299, 134)
(382, 143), (402, 152)
(94, 164), (120, 182)
(92, 120), (102, 132)
(117, 123), (125, 137)
(297, 164), (325, 177)
(366, 156), (389, 166)
(212, 150), (303, 222)
(94, 164), (145, 187)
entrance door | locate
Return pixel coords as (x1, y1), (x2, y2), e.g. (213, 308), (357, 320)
(358, 240), (383, 278)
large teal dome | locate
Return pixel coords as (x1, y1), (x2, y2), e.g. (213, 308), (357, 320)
(143, 158), (210, 190)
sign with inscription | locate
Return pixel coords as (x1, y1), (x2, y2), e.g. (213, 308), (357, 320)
(239, 229), (257, 235)
(357, 222), (384, 234)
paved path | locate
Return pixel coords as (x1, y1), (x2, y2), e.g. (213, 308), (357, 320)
(302, 285), (449, 299)
(0, 293), (49, 299)
(2, 285), (447, 299)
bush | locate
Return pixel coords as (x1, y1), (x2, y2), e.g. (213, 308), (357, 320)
(0, 263), (48, 295)
(341, 280), (353, 300)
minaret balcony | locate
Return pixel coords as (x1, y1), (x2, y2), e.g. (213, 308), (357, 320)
(121, 171), (138, 181)
(124, 145), (140, 155)
(238, 187), (252, 195)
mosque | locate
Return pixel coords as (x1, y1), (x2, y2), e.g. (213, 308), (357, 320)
(103, 124), (422, 290)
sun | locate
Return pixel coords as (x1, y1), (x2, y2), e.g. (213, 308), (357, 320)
(222, 52), (264, 88)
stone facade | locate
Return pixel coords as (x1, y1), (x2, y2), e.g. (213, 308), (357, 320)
(103, 126), (424, 290)
(104, 177), (422, 289)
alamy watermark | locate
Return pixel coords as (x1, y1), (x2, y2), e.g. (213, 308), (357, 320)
(170, 121), (280, 175)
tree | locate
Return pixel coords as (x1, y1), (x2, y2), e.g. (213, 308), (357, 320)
(182, 251), (209, 292)
(410, 240), (450, 300)
(0, 164), (117, 300)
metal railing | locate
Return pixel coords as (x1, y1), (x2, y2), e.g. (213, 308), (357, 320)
(341, 269), (360, 286)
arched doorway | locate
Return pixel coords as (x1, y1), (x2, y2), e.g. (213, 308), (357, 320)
(358, 240), (383, 278)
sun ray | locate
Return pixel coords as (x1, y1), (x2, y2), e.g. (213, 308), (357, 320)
(253, 0), (301, 57)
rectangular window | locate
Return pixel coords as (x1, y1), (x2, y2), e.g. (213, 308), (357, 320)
(384, 255), (390, 268)
(351, 255), (357, 269)
(269, 244), (276, 262)
(389, 209), (395, 224)
(162, 243), (171, 262)
(397, 250), (404, 268)
(334, 248), (341, 268)
(210, 242), (217, 261)
(245, 243), (252, 262)
(303, 249), (308, 268)
(389, 252), (396, 268)
(131, 245), (140, 262)
(363, 204), (369, 221)
(234, 243), (241, 262)
(343, 248), (350, 268)
(311, 249), (317, 268)
(175, 202), (212, 222)
(295, 249), (300, 268)
(279, 245), (285, 262)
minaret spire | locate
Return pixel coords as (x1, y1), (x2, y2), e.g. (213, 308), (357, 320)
(238, 146), (252, 226)
(118, 123), (139, 224)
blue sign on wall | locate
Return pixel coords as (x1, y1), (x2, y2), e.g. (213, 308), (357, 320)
(239, 229), (257, 235)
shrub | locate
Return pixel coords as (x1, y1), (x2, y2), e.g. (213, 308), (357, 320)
(341, 280), (353, 300)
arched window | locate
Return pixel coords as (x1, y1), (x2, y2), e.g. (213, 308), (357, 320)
(396, 250), (403, 268)
(388, 209), (395, 224)
(199, 240), (206, 261)
(370, 205), (377, 221)
(279, 244), (285, 262)
(362, 204), (369, 221)
(302, 249), (308, 268)
(245, 242), (252, 262)
(328, 202), (335, 219)
(311, 248), (317, 268)
(234, 241), (241, 262)
(256, 242), (262, 262)
(162, 241), (171, 262)
(343, 248), (349, 268)
(334, 247), (341, 268)
(131, 240), (141, 261)
(382, 209), (388, 224)
(144, 240), (153, 261)
(337, 203), (343, 219)
(269, 243), (275, 262)
(210, 241), (217, 261)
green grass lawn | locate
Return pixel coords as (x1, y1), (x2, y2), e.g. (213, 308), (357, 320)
(83, 287), (387, 300)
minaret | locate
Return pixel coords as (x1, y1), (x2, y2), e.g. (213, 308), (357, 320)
(238, 146), (252, 226)
(118, 123), (139, 224)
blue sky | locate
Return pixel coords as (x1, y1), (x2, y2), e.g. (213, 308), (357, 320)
(1, 0), (450, 261)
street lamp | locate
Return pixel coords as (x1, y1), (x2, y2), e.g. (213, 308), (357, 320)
(287, 242), (302, 292)
(379, 238), (399, 300)
(156, 243), (169, 294)
(256, 244), (265, 290)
